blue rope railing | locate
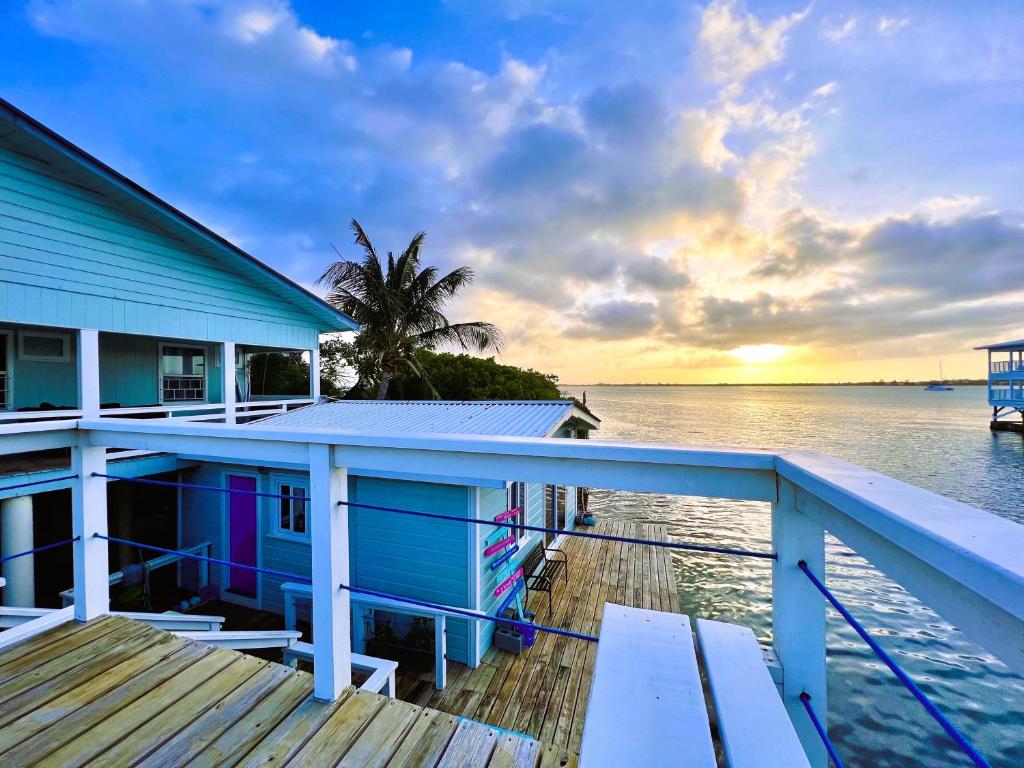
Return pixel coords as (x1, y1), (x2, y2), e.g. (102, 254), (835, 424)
(93, 472), (776, 560)
(93, 534), (599, 643)
(799, 692), (846, 768)
(0, 537), (79, 564)
(797, 561), (992, 768)
(341, 499), (776, 559)
(0, 475), (79, 494)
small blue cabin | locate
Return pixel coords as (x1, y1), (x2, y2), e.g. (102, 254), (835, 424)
(976, 339), (1024, 426)
(177, 400), (599, 667)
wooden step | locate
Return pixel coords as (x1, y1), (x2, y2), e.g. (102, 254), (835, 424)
(696, 618), (810, 768)
(578, 603), (715, 768)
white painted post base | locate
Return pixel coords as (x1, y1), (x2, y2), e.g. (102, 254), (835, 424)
(71, 445), (110, 622)
(309, 443), (351, 700)
(1, 495), (35, 607)
(772, 477), (827, 768)
(223, 341), (237, 425)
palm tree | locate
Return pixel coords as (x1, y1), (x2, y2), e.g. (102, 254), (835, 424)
(318, 220), (504, 399)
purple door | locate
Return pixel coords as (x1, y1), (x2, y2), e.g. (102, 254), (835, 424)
(228, 475), (258, 597)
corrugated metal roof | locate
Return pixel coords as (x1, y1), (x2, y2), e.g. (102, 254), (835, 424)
(257, 400), (598, 437)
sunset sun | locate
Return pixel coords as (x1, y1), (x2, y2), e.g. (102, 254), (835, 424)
(730, 344), (788, 364)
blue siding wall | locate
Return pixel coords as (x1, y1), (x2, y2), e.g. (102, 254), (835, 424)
(350, 477), (472, 665)
(179, 463), (308, 613)
(0, 142), (321, 348)
(179, 463), (475, 664)
(476, 482), (546, 656)
(100, 334), (223, 407)
(0, 324), (77, 408)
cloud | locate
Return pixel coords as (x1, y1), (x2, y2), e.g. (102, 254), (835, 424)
(822, 17), (857, 42)
(695, 0), (810, 90)
(16, 0), (1022, 381)
(565, 300), (659, 339)
(878, 16), (911, 36)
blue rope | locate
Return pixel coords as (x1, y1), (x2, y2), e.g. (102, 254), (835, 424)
(797, 561), (992, 768)
(799, 692), (846, 768)
(0, 537), (79, 564)
(341, 500), (777, 560)
(0, 475), (79, 493)
(93, 472), (776, 560)
(93, 535), (598, 644)
(93, 473), (308, 502)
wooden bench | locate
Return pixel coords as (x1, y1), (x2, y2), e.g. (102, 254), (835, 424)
(520, 543), (568, 616)
(579, 604), (810, 767)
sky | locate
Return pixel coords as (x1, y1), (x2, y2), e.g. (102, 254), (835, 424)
(2, 0), (1022, 384)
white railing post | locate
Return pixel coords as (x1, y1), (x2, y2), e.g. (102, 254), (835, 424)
(71, 444), (109, 621)
(772, 476), (827, 768)
(310, 341), (321, 402)
(223, 341), (237, 425)
(78, 329), (100, 419)
(309, 442), (351, 699)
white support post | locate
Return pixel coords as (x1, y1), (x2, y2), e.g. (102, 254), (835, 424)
(772, 476), (827, 768)
(1, 495), (35, 607)
(78, 329), (100, 419)
(71, 444), (109, 621)
(223, 341), (237, 425)
(310, 341), (321, 402)
(309, 442), (351, 700)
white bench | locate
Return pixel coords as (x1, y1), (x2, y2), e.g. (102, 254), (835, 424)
(697, 619), (810, 768)
(579, 604), (810, 768)
(282, 640), (398, 698)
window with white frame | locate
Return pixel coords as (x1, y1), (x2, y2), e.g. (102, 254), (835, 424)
(508, 481), (528, 544)
(277, 482), (308, 538)
(160, 344), (207, 402)
(0, 332), (10, 409)
(19, 331), (70, 362)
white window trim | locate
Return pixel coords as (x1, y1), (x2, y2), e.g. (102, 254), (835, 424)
(0, 330), (12, 410)
(18, 330), (71, 362)
(158, 342), (209, 405)
(508, 481), (529, 547)
(274, 478), (310, 541)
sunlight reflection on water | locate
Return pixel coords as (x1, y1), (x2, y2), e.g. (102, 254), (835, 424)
(562, 385), (1024, 768)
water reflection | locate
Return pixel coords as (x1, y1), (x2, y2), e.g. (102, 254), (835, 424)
(563, 385), (1024, 768)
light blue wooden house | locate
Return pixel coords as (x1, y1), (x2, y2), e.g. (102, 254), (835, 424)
(0, 97), (599, 672)
(178, 401), (598, 668)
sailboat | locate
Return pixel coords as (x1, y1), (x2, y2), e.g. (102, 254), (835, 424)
(924, 362), (954, 391)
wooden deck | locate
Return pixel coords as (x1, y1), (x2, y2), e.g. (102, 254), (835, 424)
(398, 522), (679, 762)
(0, 615), (565, 767)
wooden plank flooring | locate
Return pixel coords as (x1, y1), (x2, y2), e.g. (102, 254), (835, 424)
(399, 522), (679, 765)
(0, 615), (547, 767)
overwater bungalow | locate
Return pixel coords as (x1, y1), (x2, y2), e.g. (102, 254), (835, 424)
(1, 99), (1021, 767)
(977, 338), (1024, 431)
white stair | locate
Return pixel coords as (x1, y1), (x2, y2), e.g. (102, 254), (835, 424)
(0, 606), (224, 632)
(173, 629), (302, 649)
(697, 619), (811, 768)
(579, 604), (716, 768)
(284, 640), (398, 698)
(579, 604), (811, 768)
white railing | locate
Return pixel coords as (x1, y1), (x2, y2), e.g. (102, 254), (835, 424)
(59, 540), (211, 608)
(0, 399), (314, 429)
(37, 420), (1024, 766)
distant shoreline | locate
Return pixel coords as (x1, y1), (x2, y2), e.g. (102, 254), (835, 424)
(562, 380), (987, 387)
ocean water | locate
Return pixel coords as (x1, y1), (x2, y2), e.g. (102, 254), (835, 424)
(559, 384), (1024, 768)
